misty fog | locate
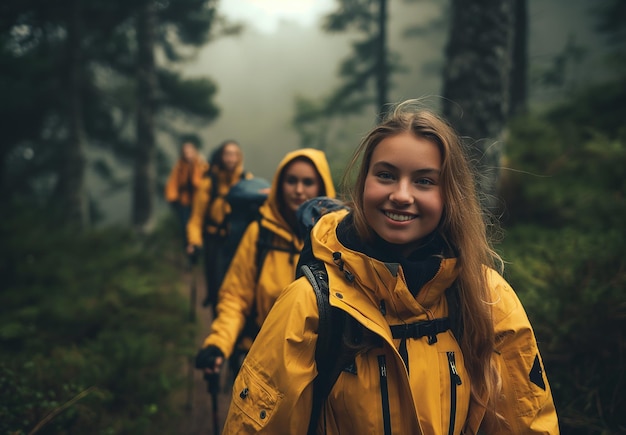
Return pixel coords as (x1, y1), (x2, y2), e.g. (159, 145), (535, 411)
(95, 0), (603, 225)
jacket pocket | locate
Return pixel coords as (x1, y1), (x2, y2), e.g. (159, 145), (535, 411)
(501, 345), (548, 417)
(230, 362), (283, 431)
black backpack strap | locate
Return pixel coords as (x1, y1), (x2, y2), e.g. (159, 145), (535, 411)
(389, 318), (451, 341)
(206, 171), (249, 234)
(301, 261), (379, 435)
(390, 318), (450, 373)
(301, 261), (464, 433)
(255, 223), (272, 281)
(241, 220), (298, 339)
(255, 220), (299, 282)
(445, 283), (463, 342)
(388, 284), (462, 374)
(300, 262), (333, 368)
(209, 171), (219, 205)
(204, 171), (225, 233)
(300, 261), (337, 435)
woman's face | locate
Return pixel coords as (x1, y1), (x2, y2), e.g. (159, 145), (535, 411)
(182, 142), (197, 162)
(362, 132), (443, 254)
(281, 160), (322, 214)
(221, 143), (241, 172)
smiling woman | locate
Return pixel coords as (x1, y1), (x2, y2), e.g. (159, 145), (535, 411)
(218, 100), (559, 434)
(363, 132), (444, 255)
(220, 0), (335, 33)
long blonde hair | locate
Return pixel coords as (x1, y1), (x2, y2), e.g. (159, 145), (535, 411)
(343, 100), (502, 419)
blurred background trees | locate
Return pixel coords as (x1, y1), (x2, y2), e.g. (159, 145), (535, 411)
(442, 0), (522, 211)
(500, 2), (626, 431)
(1, 0), (624, 433)
(0, 0), (221, 231)
(292, 0), (397, 155)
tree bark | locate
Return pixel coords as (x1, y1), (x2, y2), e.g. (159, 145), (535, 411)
(58, 0), (88, 228)
(375, 0), (388, 121)
(442, 0), (516, 211)
(132, 0), (157, 232)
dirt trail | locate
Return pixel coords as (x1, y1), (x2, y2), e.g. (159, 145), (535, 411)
(177, 264), (233, 435)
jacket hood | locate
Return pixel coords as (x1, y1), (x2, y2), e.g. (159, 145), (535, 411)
(259, 148), (335, 238)
(309, 209), (459, 323)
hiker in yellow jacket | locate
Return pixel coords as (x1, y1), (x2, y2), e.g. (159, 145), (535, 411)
(195, 148), (336, 378)
(221, 101), (559, 434)
(164, 139), (207, 244)
(186, 140), (252, 309)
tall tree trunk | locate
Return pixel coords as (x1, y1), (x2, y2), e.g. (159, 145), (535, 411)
(0, 149), (7, 203)
(132, 0), (157, 232)
(509, 0), (528, 117)
(58, 0), (87, 228)
(375, 0), (388, 121)
(442, 0), (516, 211)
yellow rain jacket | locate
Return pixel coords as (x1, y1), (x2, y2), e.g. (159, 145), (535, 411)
(186, 160), (251, 247)
(202, 148), (336, 359)
(223, 210), (559, 434)
(164, 156), (208, 206)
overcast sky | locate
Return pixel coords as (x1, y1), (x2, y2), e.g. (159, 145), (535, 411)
(218, 0), (336, 34)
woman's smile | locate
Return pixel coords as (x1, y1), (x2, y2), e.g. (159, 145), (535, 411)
(363, 132), (443, 254)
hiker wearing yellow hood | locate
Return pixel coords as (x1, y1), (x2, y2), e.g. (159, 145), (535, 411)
(195, 148), (336, 377)
(186, 140), (252, 309)
(219, 102), (558, 434)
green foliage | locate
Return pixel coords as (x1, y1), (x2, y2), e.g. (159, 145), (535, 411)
(531, 34), (587, 90)
(157, 69), (219, 119)
(158, 0), (218, 50)
(546, 77), (626, 143)
(500, 88), (626, 433)
(0, 205), (196, 434)
(292, 0), (405, 149)
(503, 118), (625, 230)
(0, 0), (221, 218)
(501, 224), (624, 432)
(592, 0), (626, 70)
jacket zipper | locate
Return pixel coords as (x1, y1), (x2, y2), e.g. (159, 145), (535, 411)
(447, 351), (462, 435)
(377, 355), (392, 435)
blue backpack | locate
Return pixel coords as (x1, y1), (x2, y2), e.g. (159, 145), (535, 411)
(223, 177), (270, 263)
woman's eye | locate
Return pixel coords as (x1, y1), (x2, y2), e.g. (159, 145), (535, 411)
(416, 178), (435, 186)
(376, 172), (394, 180)
(285, 176), (316, 186)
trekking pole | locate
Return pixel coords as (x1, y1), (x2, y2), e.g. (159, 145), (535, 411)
(188, 256), (197, 322)
(185, 257), (197, 411)
(205, 372), (220, 434)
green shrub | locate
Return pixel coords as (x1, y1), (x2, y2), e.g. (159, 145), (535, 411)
(501, 226), (625, 433)
(0, 208), (196, 434)
(501, 96), (626, 433)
